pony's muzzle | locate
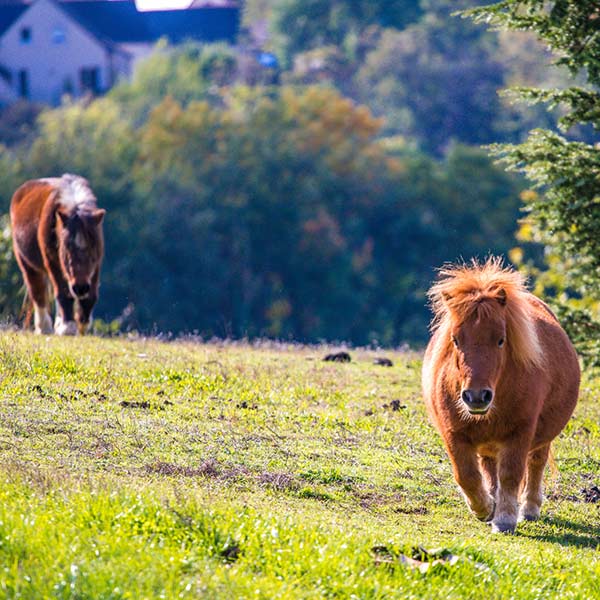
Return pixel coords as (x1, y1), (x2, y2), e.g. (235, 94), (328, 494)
(461, 388), (493, 414)
(72, 283), (91, 299)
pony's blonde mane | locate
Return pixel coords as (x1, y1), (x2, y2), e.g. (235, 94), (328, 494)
(428, 258), (544, 369)
(56, 174), (96, 211)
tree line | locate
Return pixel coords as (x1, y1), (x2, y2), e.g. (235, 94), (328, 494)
(0, 0), (591, 347)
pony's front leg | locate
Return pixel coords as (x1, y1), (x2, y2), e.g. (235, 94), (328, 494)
(75, 294), (97, 335)
(493, 444), (529, 533)
(447, 439), (495, 521)
(55, 292), (77, 336)
(479, 455), (498, 499)
(519, 443), (550, 522)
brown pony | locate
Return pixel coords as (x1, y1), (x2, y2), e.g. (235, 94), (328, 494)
(10, 174), (105, 335)
(422, 258), (579, 533)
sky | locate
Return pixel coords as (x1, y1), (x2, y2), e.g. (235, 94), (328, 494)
(135, 0), (192, 11)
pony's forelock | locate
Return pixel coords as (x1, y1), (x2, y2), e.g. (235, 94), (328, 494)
(428, 258), (544, 370)
(56, 174), (96, 211)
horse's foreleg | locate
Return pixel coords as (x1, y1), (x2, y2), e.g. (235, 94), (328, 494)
(54, 292), (77, 336)
(479, 456), (498, 499)
(493, 444), (529, 533)
(75, 294), (97, 335)
(447, 439), (495, 521)
(519, 443), (550, 522)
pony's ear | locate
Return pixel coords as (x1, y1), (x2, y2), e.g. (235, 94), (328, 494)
(496, 288), (507, 306)
(89, 209), (105, 226)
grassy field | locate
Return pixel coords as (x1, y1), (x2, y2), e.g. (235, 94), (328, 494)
(0, 332), (597, 599)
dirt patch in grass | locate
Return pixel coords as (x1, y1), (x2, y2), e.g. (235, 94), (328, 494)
(144, 459), (221, 478)
(258, 471), (299, 491)
(143, 459), (252, 481)
(582, 484), (600, 503)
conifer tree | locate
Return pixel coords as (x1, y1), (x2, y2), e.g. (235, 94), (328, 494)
(466, 1), (600, 364)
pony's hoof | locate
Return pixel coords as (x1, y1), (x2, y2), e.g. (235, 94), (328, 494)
(55, 320), (77, 336)
(491, 518), (516, 534)
(34, 311), (53, 334)
(34, 324), (53, 335)
(521, 513), (539, 522)
(519, 503), (541, 522)
(519, 508), (540, 521)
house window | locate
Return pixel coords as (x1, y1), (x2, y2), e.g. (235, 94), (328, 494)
(20, 27), (31, 45)
(80, 67), (100, 94)
(52, 28), (66, 44)
(18, 70), (29, 98)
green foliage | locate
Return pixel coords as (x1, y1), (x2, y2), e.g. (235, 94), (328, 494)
(245, 0), (584, 154)
(28, 97), (136, 192)
(468, 1), (600, 81)
(127, 85), (522, 342)
(270, 0), (423, 65)
(0, 42), (526, 343)
(466, 0), (600, 365)
(133, 85), (414, 341)
(0, 334), (598, 596)
(111, 41), (239, 122)
(0, 214), (23, 320)
(356, 1), (505, 153)
(0, 146), (25, 322)
(0, 100), (43, 148)
(0, 144), (24, 211)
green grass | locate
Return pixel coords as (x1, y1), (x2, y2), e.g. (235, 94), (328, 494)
(0, 332), (598, 598)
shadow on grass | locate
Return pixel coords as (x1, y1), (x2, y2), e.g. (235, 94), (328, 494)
(521, 515), (600, 549)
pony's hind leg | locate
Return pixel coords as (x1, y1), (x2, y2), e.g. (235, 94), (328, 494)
(18, 261), (52, 334)
(519, 443), (550, 522)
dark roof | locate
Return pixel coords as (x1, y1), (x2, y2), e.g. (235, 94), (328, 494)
(0, 5), (26, 35)
(144, 7), (239, 43)
(0, 0), (239, 44)
(60, 1), (150, 43)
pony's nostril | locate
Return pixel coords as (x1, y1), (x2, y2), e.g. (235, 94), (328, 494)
(482, 389), (493, 404)
(461, 390), (473, 404)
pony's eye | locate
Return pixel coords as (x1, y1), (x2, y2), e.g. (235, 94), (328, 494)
(498, 338), (505, 347)
(451, 335), (459, 348)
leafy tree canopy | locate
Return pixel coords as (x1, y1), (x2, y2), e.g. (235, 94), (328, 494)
(270, 0), (423, 65)
(356, 3), (504, 154)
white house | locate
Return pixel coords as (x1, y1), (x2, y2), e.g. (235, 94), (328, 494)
(0, 0), (239, 105)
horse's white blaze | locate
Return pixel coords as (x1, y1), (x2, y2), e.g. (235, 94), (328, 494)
(34, 306), (52, 334)
(74, 231), (87, 249)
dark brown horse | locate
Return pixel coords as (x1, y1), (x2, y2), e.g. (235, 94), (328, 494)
(10, 174), (105, 335)
(422, 259), (579, 533)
